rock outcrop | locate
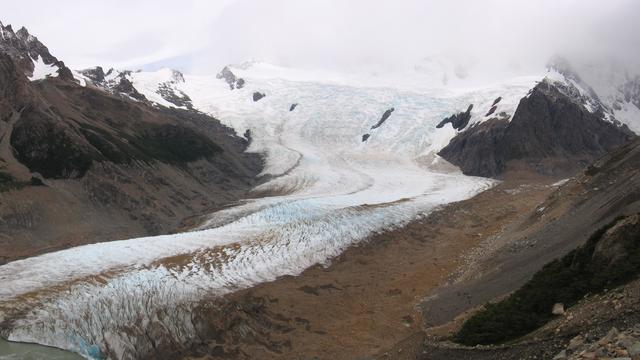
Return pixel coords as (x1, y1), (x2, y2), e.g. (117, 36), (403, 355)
(555, 326), (640, 360)
(423, 134), (640, 351)
(155, 70), (194, 109)
(79, 68), (148, 102)
(436, 104), (473, 130)
(0, 22), (73, 81)
(371, 107), (395, 129)
(0, 23), (263, 264)
(253, 91), (266, 102)
(216, 66), (245, 90)
(439, 81), (635, 177)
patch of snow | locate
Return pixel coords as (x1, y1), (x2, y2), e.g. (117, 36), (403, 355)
(28, 55), (58, 81)
(71, 70), (88, 87)
(614, 101), (640, 134)
(551, 178), (570, 187)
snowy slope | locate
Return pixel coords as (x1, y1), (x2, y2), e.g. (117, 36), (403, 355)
(0, 59), (632, 358)
(544, 57), (640, 133)
(28, 55), (58, 80)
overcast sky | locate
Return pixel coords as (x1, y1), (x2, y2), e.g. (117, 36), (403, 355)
(2, 0), (639, 76)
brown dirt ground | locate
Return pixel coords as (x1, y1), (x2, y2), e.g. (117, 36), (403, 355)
(185, 177), (556, 360)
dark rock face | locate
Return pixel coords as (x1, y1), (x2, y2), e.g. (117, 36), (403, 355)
(155, 71), (193, 109)
(362, 134), (370, 142)
(157, 83), (193, 109)
(371, 107), (395, 129)
(0, 22), (73, 81)
(253, 92), (266, 102)
(439, 118), (509, 177)
(79, 66), (106, 84)
(547, 56), (613, 118)
(0, 20), (264, 264)
(10, 108), (97, 178)
(0, 53), (29, 119)
(436, 104), (473, 130)
(289, 103), (298, 111)
(10, 93), (222, 179)
(439, 81), (635, 177)
(79, 67), (152, 103)
(217, 66), (246, 90)
(113, 74), (147, 101)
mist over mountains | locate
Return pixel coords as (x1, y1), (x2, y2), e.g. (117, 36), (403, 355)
(3, 0), (639, 77)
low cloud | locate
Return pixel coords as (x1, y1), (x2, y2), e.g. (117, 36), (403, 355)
(3, 0), (639, 76)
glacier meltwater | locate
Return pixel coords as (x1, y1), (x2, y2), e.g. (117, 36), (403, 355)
(0, 63), (540, 358)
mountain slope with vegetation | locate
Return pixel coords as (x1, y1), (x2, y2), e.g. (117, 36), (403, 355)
(0, 24), (263, 264)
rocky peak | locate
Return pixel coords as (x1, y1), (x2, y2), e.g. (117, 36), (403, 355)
(436, 104), (473, 130)
(546, 57), (615, 123)
(438, 80), (635, 178)
(217, 66), (245, 90)
(547, 55), (583, 84)
(78, 67), (147, 102)
(170, 69), (185, 83)
(0, 21), (73, 81)
(79, 66), (106, 84)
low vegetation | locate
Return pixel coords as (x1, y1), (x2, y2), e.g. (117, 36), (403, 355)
(0, 171), (34, 192)
(11, 109), (223, 179)
(455, 215), (640, 345)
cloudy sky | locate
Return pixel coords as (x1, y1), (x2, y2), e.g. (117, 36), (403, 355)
(3, 0), (639, 75)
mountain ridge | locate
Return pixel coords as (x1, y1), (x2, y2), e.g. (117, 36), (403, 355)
(0, 22), (264, 265)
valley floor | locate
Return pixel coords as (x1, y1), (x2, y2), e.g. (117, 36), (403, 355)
(182, 177), (555, 360)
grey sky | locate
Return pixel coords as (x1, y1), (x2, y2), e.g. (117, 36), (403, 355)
(3, 0), (639, 75)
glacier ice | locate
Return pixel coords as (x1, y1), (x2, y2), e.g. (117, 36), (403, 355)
(0, 62), (543, 358)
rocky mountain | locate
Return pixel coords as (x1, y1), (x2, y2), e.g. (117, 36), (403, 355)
(417, 135), (640, 358)
(0, 23), (263, 264)
(95, 56), (640, 183)
(437, 58), (638, 178)
(78, 67), (148, 101)
(0, 22), (73, 81)
(216, 66), (245, 90)
(2, 19), (640, 360)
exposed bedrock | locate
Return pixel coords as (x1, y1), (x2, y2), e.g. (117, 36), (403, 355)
(0, 42), (263, 262)
(216, 66), (245, 90)
(439, 81), (635, 178)
(371, 107), (395, 129)
(436, 104), (473, 130)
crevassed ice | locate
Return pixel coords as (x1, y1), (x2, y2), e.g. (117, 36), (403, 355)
(0, 64), (539, 358)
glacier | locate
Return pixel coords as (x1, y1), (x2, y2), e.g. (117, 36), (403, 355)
(0, 62), (544, 358)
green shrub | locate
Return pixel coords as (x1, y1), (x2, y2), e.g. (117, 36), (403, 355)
(0, 172), (29, 192)
(455, 215), (639, 345)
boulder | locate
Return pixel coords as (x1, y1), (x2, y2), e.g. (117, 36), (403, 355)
(253, 92), (266, 102)
(552, 303), (565, 315)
